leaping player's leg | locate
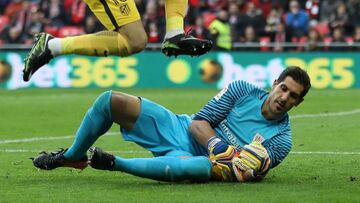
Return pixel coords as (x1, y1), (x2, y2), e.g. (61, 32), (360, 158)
(161, 0), (213, 57)
(23, 0), (147, 81)
(89, 148), (212, 182)
(164, 0), (187, 39)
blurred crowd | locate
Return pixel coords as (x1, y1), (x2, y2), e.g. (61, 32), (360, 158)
(0, 0), (360, 52)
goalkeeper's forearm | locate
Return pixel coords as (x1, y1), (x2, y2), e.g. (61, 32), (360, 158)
(189, 120), (217, 147)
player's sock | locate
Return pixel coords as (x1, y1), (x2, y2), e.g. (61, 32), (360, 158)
(52, 31), (132, 57)
(113, 156), (212, 182)
(64, 91), (113, 160)
(164, 0), (187, 39)
(47, 38), (62, 56)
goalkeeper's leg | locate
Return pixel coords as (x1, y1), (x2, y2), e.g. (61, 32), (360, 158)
(90, 148), (212, 182)
(32, 91), (114, 170)
(114, 156), (212, 182)
(64, 91), (141, 160)
(63, 91), (114, 160)
(32, 91), (146, 170)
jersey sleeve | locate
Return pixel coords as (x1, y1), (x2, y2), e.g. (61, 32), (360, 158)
(193, 80), (257, 127)
(262, 130), (292, 169)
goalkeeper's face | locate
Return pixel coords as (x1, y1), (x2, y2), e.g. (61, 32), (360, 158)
(267, 76), (304, 118)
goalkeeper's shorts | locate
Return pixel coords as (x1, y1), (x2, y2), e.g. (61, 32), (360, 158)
(120, 98), (207, 157)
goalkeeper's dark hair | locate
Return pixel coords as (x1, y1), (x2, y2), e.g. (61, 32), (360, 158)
(277, 66), (311, 100)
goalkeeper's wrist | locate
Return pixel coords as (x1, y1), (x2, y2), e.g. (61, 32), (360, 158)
(207, 136), (228, 154)
(207, 136), (222, 151)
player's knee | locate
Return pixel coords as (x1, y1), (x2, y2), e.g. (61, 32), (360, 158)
(130, 33), (147, 53)
(110, 91), (141, 129)
(117, 20), (148, 55)
(110, 92), (128, 119)
(92, 91), (112, 118)
(124, 30), (147, 54)
(93, 91), (112, 110)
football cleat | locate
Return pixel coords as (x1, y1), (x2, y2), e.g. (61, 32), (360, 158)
(88, 147), (115, 171)
(31, 148), (88, 170)
(161, 33), (213, 57)
(23, 32), (54, 82)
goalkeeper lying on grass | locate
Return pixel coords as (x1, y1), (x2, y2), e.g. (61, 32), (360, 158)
(32, 66), (311, 183)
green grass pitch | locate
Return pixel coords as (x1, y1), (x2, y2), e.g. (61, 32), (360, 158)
(0, 88), (359, 202)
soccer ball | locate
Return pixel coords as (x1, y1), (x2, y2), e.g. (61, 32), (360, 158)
(209, 146), (239, 182)
(231, 144), (271, 182)
(199, 59), (223, 83)
(210, 144), (271, 182)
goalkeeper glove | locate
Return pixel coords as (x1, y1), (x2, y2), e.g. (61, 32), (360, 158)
(207, 136), (237, 181)
(232, 140), (271, 182)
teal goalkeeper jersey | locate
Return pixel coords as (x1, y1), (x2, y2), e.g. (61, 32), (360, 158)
(194, 80), (292, 168)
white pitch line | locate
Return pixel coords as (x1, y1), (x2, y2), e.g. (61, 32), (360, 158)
(1, 108), (360, 145)
(0, 149), (150, 154)
(290, 108), (360, 119)
(0, 132), (119, 144)
(0, 149), (360, 155)
(290, 151), (360, 155)
(0, 136), (74, 144)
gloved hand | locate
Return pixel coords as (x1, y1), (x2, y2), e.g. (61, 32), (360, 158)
(207, 136), (238, 181)
(232, 140), (271, 182)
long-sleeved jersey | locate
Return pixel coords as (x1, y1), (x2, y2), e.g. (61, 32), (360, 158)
(194, 80), (292, 168)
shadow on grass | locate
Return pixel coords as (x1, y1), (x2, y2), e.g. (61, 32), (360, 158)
(16, 168), (279, 190)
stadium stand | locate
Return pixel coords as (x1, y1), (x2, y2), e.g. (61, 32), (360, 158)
(0, 0), (359, 51)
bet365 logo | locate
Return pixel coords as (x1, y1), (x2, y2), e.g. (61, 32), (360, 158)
(285, 57), (355, 89)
